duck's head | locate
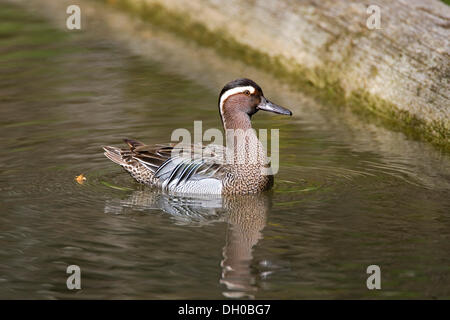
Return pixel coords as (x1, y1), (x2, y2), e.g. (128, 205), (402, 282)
(218, 78), (292, 130)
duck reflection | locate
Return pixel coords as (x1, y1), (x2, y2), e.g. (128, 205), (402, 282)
(104, 189), (271, 299)
(220, 194), (269, 298)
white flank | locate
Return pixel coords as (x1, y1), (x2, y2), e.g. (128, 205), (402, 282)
(172, 178), (223, 194)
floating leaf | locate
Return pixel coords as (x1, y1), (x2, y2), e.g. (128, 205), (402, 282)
(75, 174), (86, 184)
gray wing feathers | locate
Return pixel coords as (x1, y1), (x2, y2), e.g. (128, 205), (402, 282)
(159, 157), (225, 192)
(130, 143), (227, 193)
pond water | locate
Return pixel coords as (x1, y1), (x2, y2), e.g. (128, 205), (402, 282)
(1, 1), (449, 299)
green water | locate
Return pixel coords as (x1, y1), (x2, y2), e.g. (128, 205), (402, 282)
(1, 1), (449, 299)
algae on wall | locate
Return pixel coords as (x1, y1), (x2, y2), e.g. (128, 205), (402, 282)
(105, 0), (449, 150)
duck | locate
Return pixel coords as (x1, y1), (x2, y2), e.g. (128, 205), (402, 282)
(103, 78), (292, 195)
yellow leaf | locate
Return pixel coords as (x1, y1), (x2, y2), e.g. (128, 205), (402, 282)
(75, 174), (86, 184)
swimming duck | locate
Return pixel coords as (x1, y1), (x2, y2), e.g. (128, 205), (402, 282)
(103, 78), (292, 195)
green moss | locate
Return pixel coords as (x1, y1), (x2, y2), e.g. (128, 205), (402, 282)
(369, 66), (378, 78)
(104, 0), (449, 151)
(347, 90), (449, 149)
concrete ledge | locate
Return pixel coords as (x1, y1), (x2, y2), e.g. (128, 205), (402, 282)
(104, 0), (449, 149)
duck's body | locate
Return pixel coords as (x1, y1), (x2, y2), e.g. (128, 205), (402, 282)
(103, 78), (292, 195)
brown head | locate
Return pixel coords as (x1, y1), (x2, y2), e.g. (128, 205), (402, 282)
(218, 78), (292, 130)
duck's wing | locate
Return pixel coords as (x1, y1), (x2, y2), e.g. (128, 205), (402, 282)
(123, 139), (228, 191)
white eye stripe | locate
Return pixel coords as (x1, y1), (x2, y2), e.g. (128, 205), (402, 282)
(219, 86), (256, 113)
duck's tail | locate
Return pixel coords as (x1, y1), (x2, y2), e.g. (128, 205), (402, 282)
(103, 139), (145, 165)
(103, 139), (157, 184)
(103, 145), (126, 165)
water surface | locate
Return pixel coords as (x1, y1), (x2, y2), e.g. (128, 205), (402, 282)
(1, 1), (450, 299)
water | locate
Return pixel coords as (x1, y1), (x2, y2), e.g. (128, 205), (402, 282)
(1, 0), (450, 299)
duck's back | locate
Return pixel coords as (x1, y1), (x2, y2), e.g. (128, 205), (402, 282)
(104, 139), (228, 195)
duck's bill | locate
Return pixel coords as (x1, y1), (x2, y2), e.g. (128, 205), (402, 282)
(257, 97), (292, 116)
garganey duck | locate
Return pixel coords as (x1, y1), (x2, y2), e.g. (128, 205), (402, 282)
(103, 78), (292, 195)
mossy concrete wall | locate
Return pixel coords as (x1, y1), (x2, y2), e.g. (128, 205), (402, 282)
(101, 0), (449, 149)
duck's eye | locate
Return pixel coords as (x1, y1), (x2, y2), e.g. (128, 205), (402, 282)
(243, 90), (251, 96)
